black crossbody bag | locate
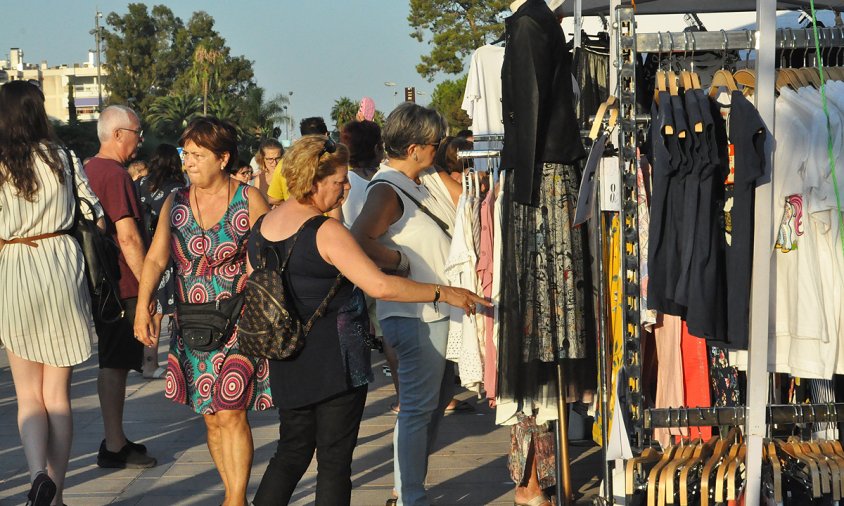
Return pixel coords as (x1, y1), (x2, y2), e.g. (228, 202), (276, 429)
(177, 293), (245, 352)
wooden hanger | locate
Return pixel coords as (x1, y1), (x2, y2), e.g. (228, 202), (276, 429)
(778, 437), (822, 498)
(725, 443), (747, 501)
(626, 447), (662, 497)
(679, 431), (719, 506)
(733, 69), (756, 96)
(708, 69), (739, 98)
(766, 441), (783, 504)
(588, 96), (618, 141)
(714, 433), (744, 503)
(700, 426), (739, 506)
(648, 437), (681, 506)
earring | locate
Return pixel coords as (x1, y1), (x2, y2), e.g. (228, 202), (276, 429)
(221, 165), (225, 171)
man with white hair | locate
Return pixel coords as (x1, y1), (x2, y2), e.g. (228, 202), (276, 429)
(84, 105), (157, 469)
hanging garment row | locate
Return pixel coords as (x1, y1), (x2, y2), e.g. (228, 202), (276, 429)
(769, 70), (844, 380)
(646, 58), (768, 351)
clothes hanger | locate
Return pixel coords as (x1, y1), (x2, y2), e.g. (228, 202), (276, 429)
(708, 31), (739, 98)
(766, 440), (784, 504)
(665, 32), (680, 98)
(654, 32), (668, 106)
(679, 414), (719, 506)
(724, 441), (747, 501)
(660, 411), (698, 506)
(733, 32), (757, 96)
(588, 96), (618, 141)
(714, 420), (745, 503)
(700, 424), (739, 506)
(778, 406), (822, 497)
(626, 447), (662, 497)
(647, 409), (682, 506)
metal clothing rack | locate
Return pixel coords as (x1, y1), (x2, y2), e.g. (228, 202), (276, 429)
(645, 403), (844, 429)
(607, 2), (844, 505)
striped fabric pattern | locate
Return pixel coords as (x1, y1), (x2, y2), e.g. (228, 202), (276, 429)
(0, 146), (100, 366)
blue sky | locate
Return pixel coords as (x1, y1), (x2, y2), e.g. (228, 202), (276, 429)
(3, 2), (838, 135)
(1, 0), (440, 132)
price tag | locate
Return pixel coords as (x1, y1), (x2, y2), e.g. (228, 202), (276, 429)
(600, 157), (621, 212)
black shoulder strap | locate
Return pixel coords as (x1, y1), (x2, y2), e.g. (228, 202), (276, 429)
(367, 179), (452, 239)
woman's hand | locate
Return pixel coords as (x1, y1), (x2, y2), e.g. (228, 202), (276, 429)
(440, 286), (492, 316)
(134, 308), (159, 348)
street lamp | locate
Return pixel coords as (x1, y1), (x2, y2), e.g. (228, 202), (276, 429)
(384, 81), (398, 107)
(90, 10), (104, 111)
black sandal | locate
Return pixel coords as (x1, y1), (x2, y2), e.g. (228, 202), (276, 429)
(26, 472), (56, 506)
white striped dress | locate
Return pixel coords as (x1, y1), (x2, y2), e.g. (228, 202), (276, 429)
(0, 145), (104, 366)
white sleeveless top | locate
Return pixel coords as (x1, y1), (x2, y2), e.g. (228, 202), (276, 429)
(368, 164), (451, 322)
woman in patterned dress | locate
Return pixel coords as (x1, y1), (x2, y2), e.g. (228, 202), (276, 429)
(134, 117), (271, 506)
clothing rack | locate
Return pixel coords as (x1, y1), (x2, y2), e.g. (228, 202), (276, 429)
(456, 149), (502, 159)
(645, 403), (844, 429)
(607, 2), (817, 504)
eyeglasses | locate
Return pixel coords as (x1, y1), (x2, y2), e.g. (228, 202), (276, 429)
(264, 156), (283, 163)
(118, 127), (144, 139)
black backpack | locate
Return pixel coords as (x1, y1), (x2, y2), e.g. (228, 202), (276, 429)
(238, 215), (343, 360)
(65, 148), (124, 322)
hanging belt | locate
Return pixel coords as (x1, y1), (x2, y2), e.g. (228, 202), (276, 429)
(2, 231), (67, 248)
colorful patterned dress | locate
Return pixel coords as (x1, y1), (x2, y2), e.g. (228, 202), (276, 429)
(164, 184), (273, 414)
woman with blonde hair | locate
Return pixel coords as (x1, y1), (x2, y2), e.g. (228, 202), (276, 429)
(251, 135), (487, 505)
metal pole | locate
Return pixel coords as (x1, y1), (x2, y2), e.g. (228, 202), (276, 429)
(94, 10), (103, 111)
(744, 0), (777, 504)
(594, 172), (613, 504)
(541, 205), (572, 506)
(573, 0), (583, 49)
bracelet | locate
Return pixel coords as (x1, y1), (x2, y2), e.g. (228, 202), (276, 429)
(395, 250), (410, 276)
(433, 284), (441, 312)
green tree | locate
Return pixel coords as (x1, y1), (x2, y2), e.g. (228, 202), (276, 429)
(429, 75), (471, 134)
(192, 45), (223, 115)
(102, 4), (187, 115)
(102, 5), (255, 116)
(330, 97), (358, 131)
(408, 0), (508, 80)
(147, 94), (201, 141)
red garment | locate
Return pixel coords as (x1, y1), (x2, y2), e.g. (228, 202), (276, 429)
(680, 321), (712, 440)
(84, 156), (143, 299)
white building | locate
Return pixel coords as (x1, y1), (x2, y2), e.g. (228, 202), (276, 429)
(0, 48), (108, 123)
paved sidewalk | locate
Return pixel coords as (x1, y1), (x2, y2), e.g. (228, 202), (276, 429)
(0, 343), (601, 505)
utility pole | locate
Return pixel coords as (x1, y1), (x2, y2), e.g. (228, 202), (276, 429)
(93, 10), (103, 111)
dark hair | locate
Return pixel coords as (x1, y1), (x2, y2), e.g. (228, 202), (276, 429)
(179, 116), (239, 173)
(0, 80), (64, 201)
(255, 138), (284, 170)
(299, 116), (328, 136)
(146, 143), (184, 193)
(434, 136), (473, 174)
(340, 120), (382, 169)
(455, 129), (473, 139)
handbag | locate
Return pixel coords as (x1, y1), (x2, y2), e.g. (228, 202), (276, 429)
(177, 293), (244, 352)
(238, 215), (343, 360)
(63, 147), (125, 323)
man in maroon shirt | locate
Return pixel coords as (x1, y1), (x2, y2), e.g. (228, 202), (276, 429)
(84, 105), (156, 469)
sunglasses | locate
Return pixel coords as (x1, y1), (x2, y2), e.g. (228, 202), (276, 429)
(316, 137), (337, 165)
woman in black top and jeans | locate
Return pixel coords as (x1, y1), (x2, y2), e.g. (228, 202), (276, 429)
(249, 135), (488, 506)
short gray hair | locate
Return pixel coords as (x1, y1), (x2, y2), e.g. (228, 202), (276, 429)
(382, 102), (447, 160)
(97, 105), (139, 143)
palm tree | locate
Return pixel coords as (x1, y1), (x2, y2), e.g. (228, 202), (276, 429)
(191, 45), (223, 115)
(148, 94), (201, 141)
(239, 87), (291, 148)
(330, 97), (358, 131)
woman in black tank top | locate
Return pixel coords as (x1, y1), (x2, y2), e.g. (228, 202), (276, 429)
(251, 135), (488, 506)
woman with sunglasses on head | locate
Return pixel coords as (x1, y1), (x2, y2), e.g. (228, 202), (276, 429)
(250, 135), (487, 506)
(134, 117), (273, 506)
(0, 80), (106, 506)
(351, 102), (463, 506)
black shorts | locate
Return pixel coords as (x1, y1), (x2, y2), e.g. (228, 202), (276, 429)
(94, 297), (143, 371)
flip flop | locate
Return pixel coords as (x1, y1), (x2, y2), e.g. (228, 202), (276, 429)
(389, 402), (400, 415)
(445, 399), (475, 413)
(514, 494), (551, 506)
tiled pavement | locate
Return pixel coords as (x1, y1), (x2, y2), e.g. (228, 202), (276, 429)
(0, 340), (601, 505)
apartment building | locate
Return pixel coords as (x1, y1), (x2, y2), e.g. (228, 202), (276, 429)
(0, 48), (108, 123)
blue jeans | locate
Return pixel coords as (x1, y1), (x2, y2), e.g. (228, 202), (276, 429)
(380, 317), (454, 506)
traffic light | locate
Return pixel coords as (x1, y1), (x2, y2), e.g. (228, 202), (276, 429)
(404, 87), (416, 103)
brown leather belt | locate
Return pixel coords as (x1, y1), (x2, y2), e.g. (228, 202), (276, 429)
(3, 231), (67, 248)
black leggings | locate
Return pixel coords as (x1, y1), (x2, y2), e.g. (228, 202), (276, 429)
(253, 385), (368, 506)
